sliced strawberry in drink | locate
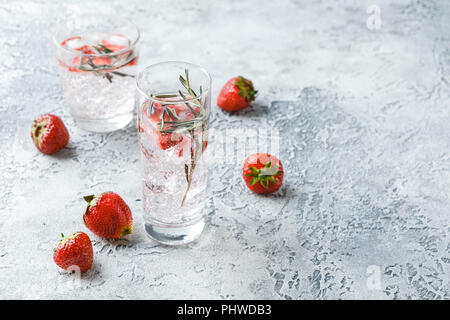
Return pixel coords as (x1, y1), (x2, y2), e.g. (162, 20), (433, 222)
(91, 56), (114, 67)
(57, 59), (80, 73)
(157, 133), (183, 150)
(61, 36), (96, 54)
(59, 35), (134, 72)
(151, 102), (185, 153)
(58, 36), (91, 72)
(140, 101), (178, 151)
(75, 45), (95, 54)
(100, 38), (138, 66)
(141, 100), (201, 157)
(100, 39), (126, 52)
(60, 36), (82, 48)
(149, 102), (172, 123)
(67, 51), (113, 72)
(127, 56), (138, 66)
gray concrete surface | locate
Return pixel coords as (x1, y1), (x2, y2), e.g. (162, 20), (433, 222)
(1, 0), (450, 299)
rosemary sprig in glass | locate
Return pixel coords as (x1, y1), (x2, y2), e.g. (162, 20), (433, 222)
(76, 44), (136, 83)
(151, 69), (208, 206)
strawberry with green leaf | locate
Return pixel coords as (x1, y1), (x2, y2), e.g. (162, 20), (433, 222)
(242, 153), (284, 194)
(217, 76), (257, 112)
(83, 192), (133, 239)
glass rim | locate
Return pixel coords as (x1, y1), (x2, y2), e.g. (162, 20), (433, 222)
(136, 61), (212, 104)
(52, 15), (140, 58)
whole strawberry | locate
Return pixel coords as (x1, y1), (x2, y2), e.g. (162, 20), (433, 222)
(83, 192), (133, 239)
(31, 114), (69, 154)
(217, 76), (257, 112)
(243, 153), (284, 194)
(53, 232), (93, 273)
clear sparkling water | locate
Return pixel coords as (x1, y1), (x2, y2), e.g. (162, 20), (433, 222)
(138, 100), (208, 226)
(59, 69), (135, 120)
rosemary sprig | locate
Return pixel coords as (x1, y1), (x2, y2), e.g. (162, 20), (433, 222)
(104, 72), (113, 83)
(160, 109), (166, 130)
(96, 43), (113, 53)
(166, 106), (180, 120)
(111, 71), (135, 78)
(181, 129), (197, 206)
(178, 90), (198, 117)
(179, 70), (208, 206)
(155, 94), (179, 99)
(147, 69), (208, 206)
(76, 44), (136, 82)
(159, 104), (181, 131)
(184, 164), (190, 182)
(179, 69), (206, 116)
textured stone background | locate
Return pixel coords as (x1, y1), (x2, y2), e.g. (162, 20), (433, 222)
(1, 0), (450, 299)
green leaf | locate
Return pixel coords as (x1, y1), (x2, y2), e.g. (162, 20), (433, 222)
(260, 179), (269, 188)
(265, 161), (271, 168)
(235, 76), (257, 102)
(269, 176), (276, 183)
(249, 167), (259, 174)
(83, 195), (95, 203)
(250, 177), (259, 185)
(245, 173), (258, 177)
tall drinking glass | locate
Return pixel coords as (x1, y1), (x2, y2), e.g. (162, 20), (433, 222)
(136, 62), (211, 245)
(54, 15), (140, 132)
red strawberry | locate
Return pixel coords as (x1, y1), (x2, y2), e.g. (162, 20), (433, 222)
(53, 232), (93, 273)
(60, 36), (83, 48)
(31, 114), (69, 154)
(83, 192), (133, 239)
(242, 153), (284, 194)
(217, 76), (257, 112)
(127, 56), (139, 66)
(100, 39), (126, 52)
(156, 133), (184, 151)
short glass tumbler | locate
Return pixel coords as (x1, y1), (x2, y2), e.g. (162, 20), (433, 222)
(136, 62), (211, 245)
(54, 15), (140, 132)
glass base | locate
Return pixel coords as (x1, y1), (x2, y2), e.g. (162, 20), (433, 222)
(144, 218), (205, 246)
(73, 113), (133, 133)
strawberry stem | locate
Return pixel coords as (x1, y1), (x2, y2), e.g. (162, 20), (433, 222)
(83, 195), (95, 203)
(120, 226), (133, 237)
(246, 164), (281, 189)
(235, 76), (257, 102)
